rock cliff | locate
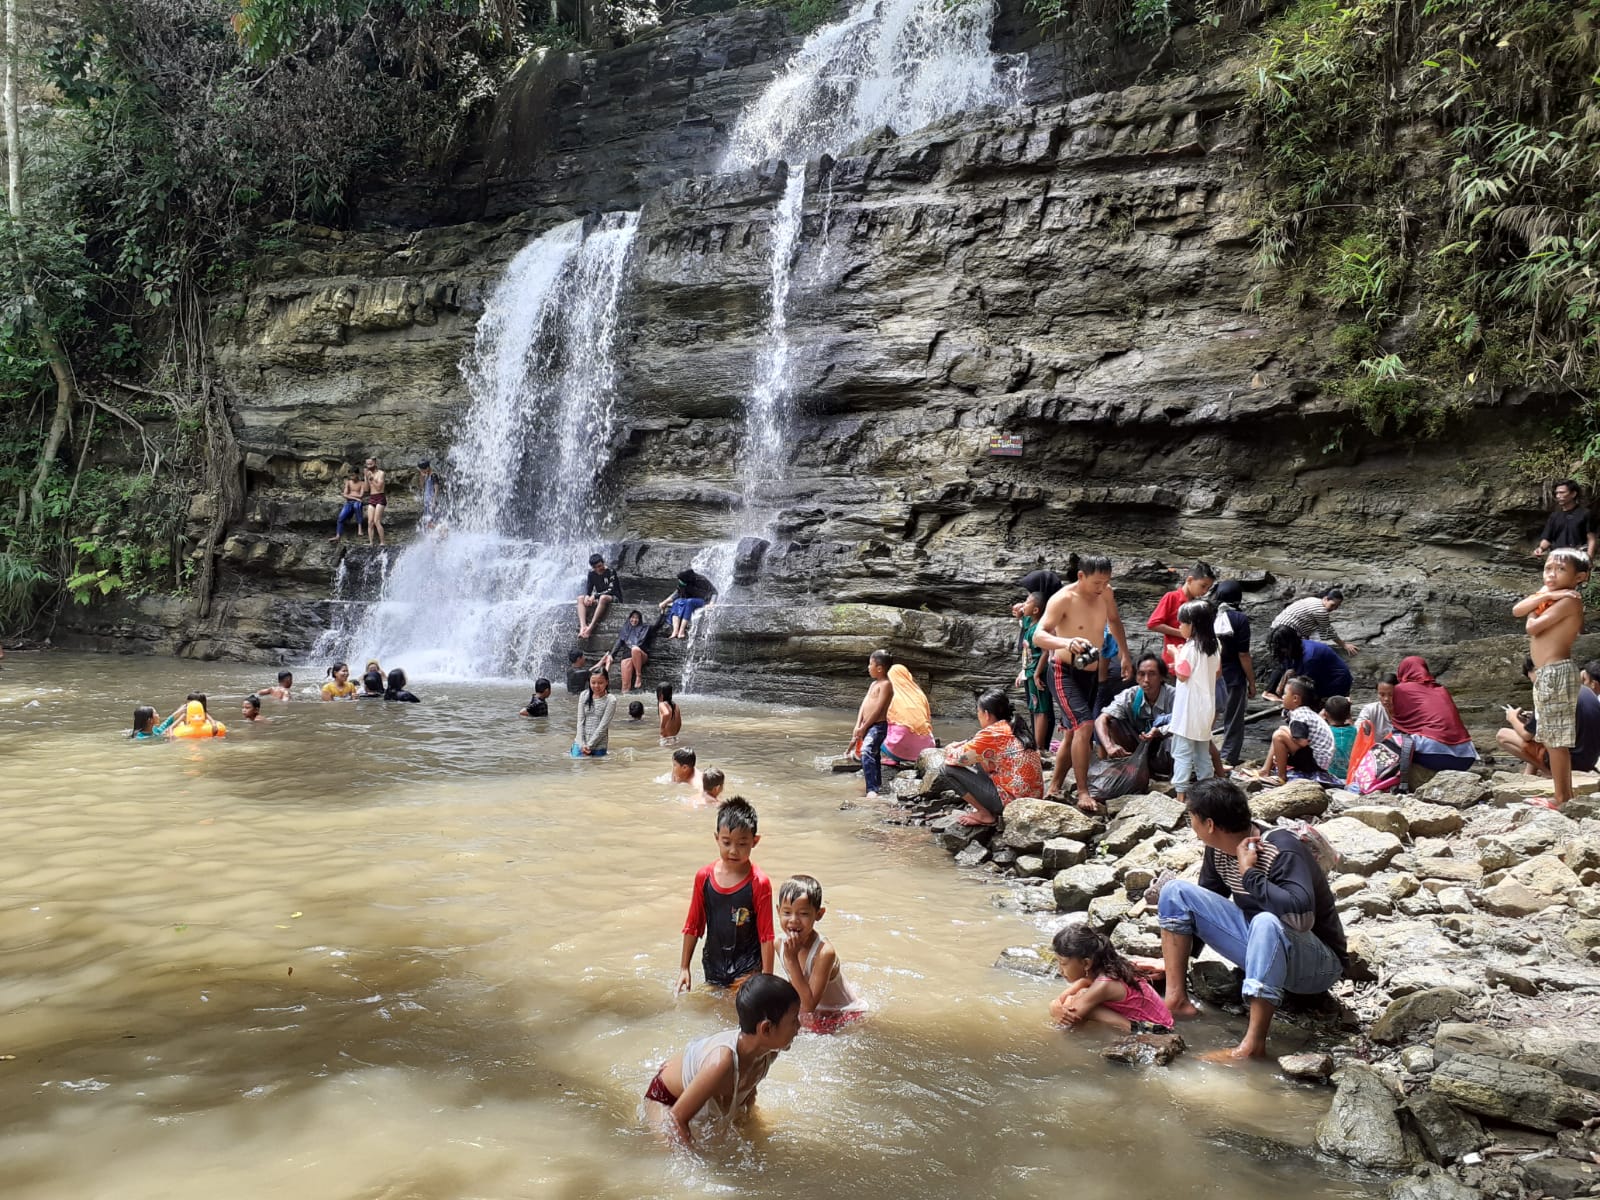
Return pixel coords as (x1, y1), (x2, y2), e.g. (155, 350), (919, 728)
(60, 6), (1572, 713)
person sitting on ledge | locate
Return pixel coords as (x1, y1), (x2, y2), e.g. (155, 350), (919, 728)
(929, 688), (1041, 828)
(1157, 777), (1347, 1061)
(1498, 655), (1600, 778)
(577, 552), (622, 641)
(659, 566), (718, 640)
(1093, 653), (1174, 772)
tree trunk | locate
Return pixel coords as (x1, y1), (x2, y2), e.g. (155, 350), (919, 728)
(4, 0), (78, 524)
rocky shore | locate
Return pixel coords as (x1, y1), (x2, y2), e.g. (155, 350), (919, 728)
(875, 755), (1600, 1199)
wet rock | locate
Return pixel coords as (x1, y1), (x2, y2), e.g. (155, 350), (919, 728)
(1250, 780), (1330, 823)
(1371, 988), (1469, 1045)
(1101, 1031), (1185, 1066)
(1343, 805), (1409, 837)
(1278, 1051), (1334, 1081)
(1315, 1062), (1418, 1169)
(1110, 919), (1162, 959)
(993, 945), (1057, 979)
(998, 797), (1100, 852)
(1018, 884), (1060, 913)
(1041, 837), (1090, 871)
(1086, 892), (1132, 932)
(990, 847), (1019, 871)
(1522, 1155), (1600, 1198)
(939, 823), (989, 854)
(1052, 862), (1117, 912)
(1318, 817), (1404, 875)
(1429, 1053), (1600, 1132)
(1401, 1091), (1483, 1164)
(1189, 959), (1243, 1005)
(1387, 1165), (1484, 1200)
(1014, 853), (1046, 878)
(1398, 799), (1466, 837)
(1417, 774), (1491, 809)
(1478, 877), (1560, 917)
(953, 841), (990, 869)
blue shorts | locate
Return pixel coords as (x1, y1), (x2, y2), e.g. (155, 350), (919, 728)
(670, 597), (708, 621)
(571, 744), (608, 758)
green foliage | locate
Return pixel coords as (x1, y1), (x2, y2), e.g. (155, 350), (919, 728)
(0, 552), (51, 630)
(778, 0), (837, 34)
(1240, 0), (1600, 445)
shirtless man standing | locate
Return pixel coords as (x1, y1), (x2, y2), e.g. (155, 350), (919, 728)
(1031, 553), (1134, 813)
(364, 457), (387, 547)
(1514, 547), (1589, 809)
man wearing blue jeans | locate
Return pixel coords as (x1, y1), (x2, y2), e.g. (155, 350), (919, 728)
(1158, 777), (1346, 1059)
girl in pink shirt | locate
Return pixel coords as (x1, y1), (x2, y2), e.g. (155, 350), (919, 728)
(1048, 924), (1174, 1033)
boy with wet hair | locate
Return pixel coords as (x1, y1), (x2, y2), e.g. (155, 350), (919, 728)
(259, 669), (294, 701)
(677, 797), (774, 993)
(644, 972), (801, 1145)
(671, 746), (698, 787)
(519, 678), (552, 718)
(700, 768), (725, 804)
(1515, 547), (1590, 809)
(776, 874), (866, 1030)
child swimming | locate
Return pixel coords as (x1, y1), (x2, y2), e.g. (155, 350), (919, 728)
(240, 695), (262, 721)
(1048, 923), (1173, 1033)
(644, 973), (801, 1146)
(670, 747), (698, 789)
(699, 767), (725, 805)
(130, 706), (157, 739)
(519, 678), (552, 718)
(259, 670), (294, 700)
(677, 797), (773, 993)
(628, 700), (646, 722)
(775, 874), (867, 1032)
(659, 682), (682, 741)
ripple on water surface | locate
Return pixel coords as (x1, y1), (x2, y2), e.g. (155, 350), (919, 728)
(0, 654), (1365, 1199)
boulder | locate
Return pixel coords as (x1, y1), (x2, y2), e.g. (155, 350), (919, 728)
(1562, 835), (1600, 875)
(998, 797), (1101, 851)
(992, 946), (1057, 979)
(1401, 1046), (1436, 1073)
(1436, 1022), (1600, 1092)
(1398, 798), (1465, 837)
(1417, 773), (1491, 809)
(1114, 793), (1187, 831)
(1051, 862), (1117, 912)
(1250, 780), (1330, 822)
(1278, 1051), (1334, 1080)
(1507, 852), (1581, 896)
(939, 823), (989, 854)
(1478, 878), (1560, 917)
(1429, 1053), (1600, 1132)
(1343, 805), (1409, 837)
(1331, 873), (1368, 899)
(1189, 959), (1243, 1004)
(1564, 919), (1600, 952)
(953, 841), (990, 868)
(1014, 853), (1046, 878)
(1314, 1062), (1418, 1169)
(1042, 836), (1090, 871)
(1318, 817), (1404, 875)
(1436, 888), (1473, 914)
(1522, 1155), (1599, 1199)
(1370, 988), (1469, 1044)
(1110, 919), (1163, 959)
(1086, 892), (1132, 932)
(1401, 1091), (1483, 1164)
(1101, 813), (1157, 856)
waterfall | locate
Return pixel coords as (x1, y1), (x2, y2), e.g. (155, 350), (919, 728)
(315, 213), (639, 679)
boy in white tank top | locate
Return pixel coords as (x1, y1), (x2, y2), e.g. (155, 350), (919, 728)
(775, 875), (868, 1031)
(644, 974), (801, 1145)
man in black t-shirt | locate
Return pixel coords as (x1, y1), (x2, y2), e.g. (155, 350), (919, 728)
(577, 552), (622, 640)
(566, 650), (595, 695)
(1535, 480), (1596, 559)
(660, 566), (719, 639)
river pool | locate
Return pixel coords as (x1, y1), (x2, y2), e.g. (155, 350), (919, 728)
(0, 653), (1364, 1199)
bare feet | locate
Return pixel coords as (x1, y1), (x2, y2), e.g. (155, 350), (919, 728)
(956, 810), (997, 827)
(1527, 797), (1562, 811)
(1165, 997), (1200, 1020)
(1199, 1039), (1267, 1063)
(1076, 798), (1102, 816)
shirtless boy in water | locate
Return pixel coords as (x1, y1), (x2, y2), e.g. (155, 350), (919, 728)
(1031, 553), (1133, 813)
(1514, 547), (1589, 809)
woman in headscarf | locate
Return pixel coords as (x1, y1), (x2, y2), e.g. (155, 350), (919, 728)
(1390, 656), (1477, 771)
(881, 664), (935, 768)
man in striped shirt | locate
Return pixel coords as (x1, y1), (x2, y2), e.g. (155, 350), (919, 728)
(1271, 589), (1357, 656)
(1157, 778), (1346, 1060)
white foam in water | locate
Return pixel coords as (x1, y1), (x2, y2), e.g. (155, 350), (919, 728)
(315, 214), (639, 679)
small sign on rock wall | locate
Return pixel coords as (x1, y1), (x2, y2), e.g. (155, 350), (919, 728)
(988, 434), (1023, 457)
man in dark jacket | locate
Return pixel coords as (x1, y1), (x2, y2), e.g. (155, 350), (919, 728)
(1157, 778), (1346, 1060)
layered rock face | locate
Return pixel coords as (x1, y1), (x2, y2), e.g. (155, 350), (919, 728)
(62, 9), (1569, 712)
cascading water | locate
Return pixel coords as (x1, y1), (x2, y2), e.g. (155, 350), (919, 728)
(315, 213), (639, 678)
(680, 0), (1024, 685)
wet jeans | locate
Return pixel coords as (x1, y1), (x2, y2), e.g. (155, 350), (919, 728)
(1157, 880), (1342, 1005)
(861, 721), (888, 793)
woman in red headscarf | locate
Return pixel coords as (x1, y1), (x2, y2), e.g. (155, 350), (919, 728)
(1390, 656), (1477, 772)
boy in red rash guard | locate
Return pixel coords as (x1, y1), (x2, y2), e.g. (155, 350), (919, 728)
(677, 796), (775, 992)
(1148, 561), (1215, 665)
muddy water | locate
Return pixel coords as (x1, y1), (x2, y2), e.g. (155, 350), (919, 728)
(0, 654), (1361, 1199)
